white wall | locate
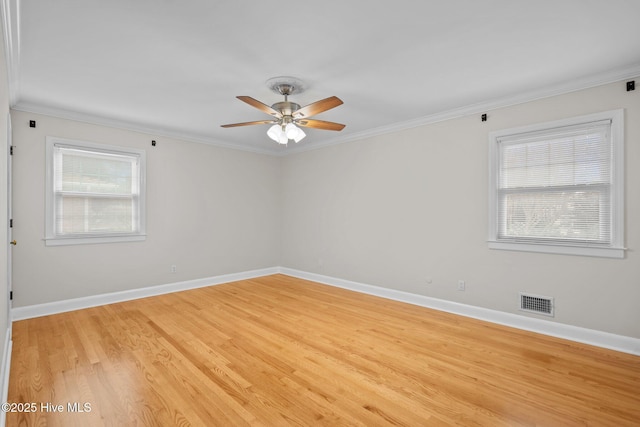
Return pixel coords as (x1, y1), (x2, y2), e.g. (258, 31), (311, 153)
(11, 111), (281, 306)
(9, 78), (640, 341)
(281, 80), (640, 339)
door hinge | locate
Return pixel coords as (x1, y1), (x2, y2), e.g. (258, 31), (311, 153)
(9, 146), (13, 155)
(9, 291), (12, 301)
(9, 219), (12, 228)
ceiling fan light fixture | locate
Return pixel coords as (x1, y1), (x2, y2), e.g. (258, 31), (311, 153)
(284, 123), (297, 138)
(292, 126), (306, 143)
(267, 122), (306, 144)
(285, 123), (306, 143)
(267, 124), (283, 142)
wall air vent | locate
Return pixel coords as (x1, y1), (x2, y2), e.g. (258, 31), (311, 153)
(519, 293), (554, 317)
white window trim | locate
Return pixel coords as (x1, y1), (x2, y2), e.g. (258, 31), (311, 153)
(488, 109), (624, 259)
(45, 136), (147, 246)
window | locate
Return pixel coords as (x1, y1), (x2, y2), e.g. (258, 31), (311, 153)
(45, 137), (146, 246)
(488, 110), (624, 258)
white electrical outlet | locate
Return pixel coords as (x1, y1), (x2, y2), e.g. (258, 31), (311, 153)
(457, 280), (465, 291)
(170, 265), (177, 273)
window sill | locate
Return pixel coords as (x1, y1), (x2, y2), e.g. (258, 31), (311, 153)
(45, 234), (146, 246)
(488, 241), (625, 259)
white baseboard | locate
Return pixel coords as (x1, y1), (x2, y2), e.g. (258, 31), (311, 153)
(279, 267), (640, 356)
(11, 267), (279, 321)
(9, 266), (640, 356)
(0, 326), (11, 427)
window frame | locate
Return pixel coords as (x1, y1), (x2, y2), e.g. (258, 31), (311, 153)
(45, 136), (146, 246)
(488, 109), (624, 258)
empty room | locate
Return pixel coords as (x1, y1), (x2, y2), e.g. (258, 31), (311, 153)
(0, 1), (639, 426)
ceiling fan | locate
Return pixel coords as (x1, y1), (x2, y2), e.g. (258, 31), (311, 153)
(221, 77), (345, 145)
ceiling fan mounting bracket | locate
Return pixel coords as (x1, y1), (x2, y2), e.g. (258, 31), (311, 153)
(266, 76), (306, 97)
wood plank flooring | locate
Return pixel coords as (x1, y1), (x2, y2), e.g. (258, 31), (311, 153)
(7, 274), (640, 426)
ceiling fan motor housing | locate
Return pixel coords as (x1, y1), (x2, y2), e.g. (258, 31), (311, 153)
(271, 101), (301, 117)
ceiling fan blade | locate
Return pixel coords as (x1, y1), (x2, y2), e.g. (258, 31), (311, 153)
(237, 96), (282, 118)
(221, 119), (277, 128)
(293, 96), (343, 118)
(296, 119), (345, 131)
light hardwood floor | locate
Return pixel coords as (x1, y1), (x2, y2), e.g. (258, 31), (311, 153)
(7, 274), (640, 426)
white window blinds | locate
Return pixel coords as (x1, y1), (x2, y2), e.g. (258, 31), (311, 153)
(45, 137), (146, 246)
(497, 120), (611, 245)
(488, 109), (624, 258)
(53, 145), (141, 235)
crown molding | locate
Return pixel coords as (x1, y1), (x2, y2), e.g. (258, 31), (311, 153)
(8, 58), (640, 158)
(0, 0), (20, 105)
(283, 64), (640, 156)
(11, 101), (279, 156)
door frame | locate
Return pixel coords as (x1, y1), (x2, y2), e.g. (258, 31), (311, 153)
(5, 111), (11, 322)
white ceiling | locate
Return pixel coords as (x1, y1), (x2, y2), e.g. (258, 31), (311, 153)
(4, 0), (640, 155)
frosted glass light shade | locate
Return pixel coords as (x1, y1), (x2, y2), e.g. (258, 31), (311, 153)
(293, 127), (306, 143)
(267, 124), (282, 142)
(285, 123), (298, 139)
(285, 123), (306, 143)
